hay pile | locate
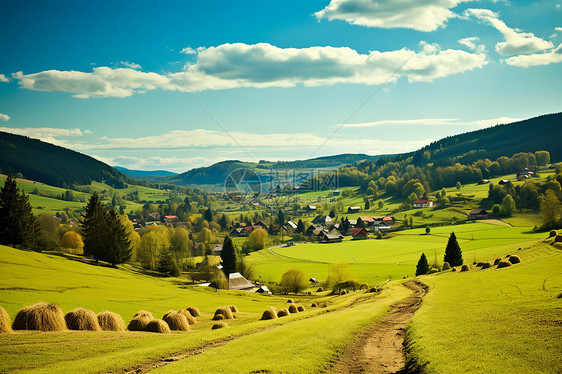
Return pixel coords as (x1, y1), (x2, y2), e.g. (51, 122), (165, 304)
(481, 262), (492, 269)
(144, 319), (171, 333)
(476, 262), (484, 267)
(179, 309), (197, 325)
(297, 305), (305, 312)
(186, 306), (201, 317)
(317, 287), (324, 292)
(460, 264), (470, 272)
(65, 308), (101, 331)
(12, 302), (66, 331)
(97, 311), (125, 331)
(311, 302), (317, 308)
(128, 310), (154, 331)
(227, 305), (239, 313)
(213, 307), (233, 320)
(162, 310), (190, 331)
(442, 262), (451, 270)
(555, 235), (562, 243)
(497, 260), (512, 268)
(286, 298), (294, 303)
(493, 258), (502, 266)
(260, 307), (278, 320)
(0, 306), (12, 334)
(288, 304), (298, 313)
(277, 308), (290, 317)
(212, 322), (228, 330)
(508, 255), (521, 264)
(451, 267), (457, 272)
(548, 230), (557, 238)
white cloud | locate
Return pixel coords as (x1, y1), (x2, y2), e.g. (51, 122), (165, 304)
(341, 116), (520, 128)
(180, 47), (197, 55)
(0, 113), (10, 122)
(504, 43), (562, 67)
(0, 126), (91, 137)
(314, 0), (468, 32)
(465, 8), (553, 55)
(556, 27), (562, 32)
(458, 36), (486, 53)
(118, 61), (142, 70)
(0, 74), (11, 83)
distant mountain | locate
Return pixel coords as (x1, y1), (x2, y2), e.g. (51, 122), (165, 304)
(0, 131), (130, 188)
(114, 166), (178, 178)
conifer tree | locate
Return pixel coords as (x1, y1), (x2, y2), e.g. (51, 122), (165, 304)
(80, 192), (106, 258)
(204, 207), (213, 222)
(220, 234), (238, 276)
(416, 253), (430, 276)
(0, 174), (38, 248)
(297, 219), (305, 234)
(219, 214), (228, 229)
(105, 210), (132, 265)
(444, 232), (463, 266)
(157, 247), (180, 276)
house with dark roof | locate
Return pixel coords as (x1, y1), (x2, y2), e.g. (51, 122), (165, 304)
(228, 272), (255, 292)
(413, 200), (433, 208)
(318, 230), (344, 243)
(469, 209), (488, 220)
(350, 227), (369, 240)
(306, 224), (324, 236)
(347, 206), (361, 214)
(312, 215), (332, 225)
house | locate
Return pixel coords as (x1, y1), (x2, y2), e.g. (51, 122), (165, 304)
(164, 215), (178, 223)
(347, 206), (361, 214)
(228, 272), (255, 292)
(229, 227), (245, 237)
(469, 209), (488, 220)
(306, 224), (324, 236)
(382, 216), (395, 224)
(212, 244), (223, 256)
(312, 215), (332, 225)
(147, 212), (160, 221)
(350, 227), (369, 239)
(255, 285), (272, 295)
(413, 200), (433, 208)
(478, 179), (490, 185)
(372, 223), (391, 231)
(498, 179), (510, 185)
(286, 221), (298, 230)
(309, 277), (319, 284)
(347, 219), (357, 227)
(318, 230), (344, 243)
(332, 190), (341, 196)
(255, 221), (269, 231)
(306, 205), (317, 212)
(360, 216), (375, 225)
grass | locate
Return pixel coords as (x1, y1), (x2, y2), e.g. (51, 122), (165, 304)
(406, 241), (562, 374)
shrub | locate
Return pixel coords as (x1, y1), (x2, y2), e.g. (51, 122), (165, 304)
(288, 304), (299, 313)
(549, 230), (557, 238)
(185, 306), (201, 317)
(481, 262), (492, 269)
(97, 311), (125, 331)
(493, 258), (502, 265)
(228, 305), (239, 313)
(277, 308), (290, 317)
(280, 268), (308, 294)
(178, 309), (197, 325)
(12, 302), (66, 331)
(212, 322), (228, 329)
(331, 280), (362, 294)
(497, 261), (512, 268)
(65, 308), (101, 331)
(60, 231), (84, 255)
(144, 319), (171, 333)
(213, 307), (233, 320)
(260, 308), (278, 320)
(128, 310), (153, 331)
(162, 310), (190, 331)
(0, 306), (12, 334)
(460, 264), (470, 272)
(297, 305), (305, 312)
(442, 262), (451, 270)
(508, 255), (521, 264)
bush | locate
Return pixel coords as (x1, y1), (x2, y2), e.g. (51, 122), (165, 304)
(260, 308), (278, 320)
(60, 231), (84, 255)
(97, 311), (125, 331)
(497, 260), (512, 269)
(508, 255), (521, 264)
(12, 302), (66, 331)
(162, 310), (190, 331)
(277, 308), (290, 317)
(212, 322), (228, 330)
(213, 307), (233, 320)
(144, 319), (171, 333)
(185, 306), (201, 317)
(0, 306), (12, 334)
(280, 268), (308, 294)
(128, 310), (153, 331)
(331, 280), (362, 294)
(65, 308), (101, 331)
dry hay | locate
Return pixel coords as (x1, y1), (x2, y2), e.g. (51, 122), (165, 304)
(212, 322), (228, 330)
(97, 311), (125, 331)
(277, 308), (290, 317)
(548, 230), (557, 238)
(311, 302), (317, 308)
(178, 309), (197, 325)
(12, 302), (66, 331)
(297, 305), (305, 312)
(481, 262), (492, 269)
(260, 308), (278, 320)
(451, 267), (457, 272)
(476, 262), (484, 267)
(128, 310), (154, 331)
(213, 306), (233, 320)
(286, 298), (294, 303)
(65, 308), (101, 331)
(162, 310), (190, 331)
(0, 306), (12, 334)
(185, 306), (201, 317)
(460, 264), (470, 272)
(368, 287), (381, 293)
(508, 255), (521, 264)
(288, 304), (299, 313)
(144, 319), (171, 334)
(442, 262), (451, 270)
(555, 235), (562, 243)
(317, 287), (324, 292)
(497, 260), (512, 269)
(212, 314), (225, 321)
(227, 305), (239, 313)
(493, 258), (502, 266)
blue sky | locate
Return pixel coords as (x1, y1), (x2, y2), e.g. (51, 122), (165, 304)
(1, 0), (561, 172)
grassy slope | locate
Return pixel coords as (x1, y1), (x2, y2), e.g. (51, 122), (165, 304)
(407, 242), (562, 374)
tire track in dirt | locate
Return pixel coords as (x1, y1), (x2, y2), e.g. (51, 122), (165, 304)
(328, 281), (427, 374)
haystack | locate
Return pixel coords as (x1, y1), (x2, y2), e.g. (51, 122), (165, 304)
(213, 306), (233, 320)
(186, 306), (201, 317)
(212, 322), (228, 330)
(297, 305), (305, 312)
(213, 314), (225, 320)
(12, 302), (66, 331)
(481, 262), (492, 269)
(460, 265), (470, 272)
(288, 304), (299, 313)
(162, 310), (190, 331)
(493, 258), (502, 265)
(287, 298), (294, 303)
(442, 262), (451, 270)
(128, 310), (154, 331)
(451, 267), (457, 272)
(144, 319), (171, 333)
(548, 230), (557, 238)
(555, 235), (562, 243)
(227, 305), (239, 313)
(497, 260), (512, 269)
(508, 255), (521, 264)
(311, 302), (317, 308)
(65, 308), (101, 331)
(277, 308), (290, 317)
(317, 287), (324, 292)
(260, 308), (278, 320)
(179, 309), (197, 325)
(476, 262), (483, 267)
(97, 311), (125, 331)
(0, 306), (12, 334)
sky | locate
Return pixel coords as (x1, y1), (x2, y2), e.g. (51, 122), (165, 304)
(1, 0), (561, 173)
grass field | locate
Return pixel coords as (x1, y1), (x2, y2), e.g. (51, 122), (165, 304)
(247, 222), (545, 283)
(406, 241), (562, 373)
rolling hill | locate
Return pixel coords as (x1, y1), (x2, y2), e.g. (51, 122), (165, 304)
(114, 166), (178, 178)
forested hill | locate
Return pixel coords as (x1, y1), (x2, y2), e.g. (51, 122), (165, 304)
(0, 131), (129, 188)
(403, 112), (562, 166)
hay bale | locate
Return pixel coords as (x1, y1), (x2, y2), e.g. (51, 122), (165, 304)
(277, 308), (290, 317)
(339, 289), (348, 295)
(497, 260), (512, 269)
(508, 255), (521, 264)
(286, 298), (294, 303)
(297, 305), (305, 312)
(368, 287), (381, 293)
(493, 258), (502, 266)
(12, 302), (66, 331)
(548, 230), (557, 238)
(97, 311), (125, 331)
(442, 262), (451, 270)
(212, 314), (225, 321)
(555, 235), (562, 243)
(228, 305), (239, 313)
(288, 304), (299, 313)
(212, 322), (228, 330)
(311, 303), (317, 308)
(65, 308), (101, 331)
(481, 262), (492, 269)
(476, 262), (484, 267)
(144, 319), (171, 333)
(0, 306), (12, 334)
(162, 310), (190, 331)
(186, 306), (201, 317)
(460, 264), (470, 272)
(505, 254), (511, 258)
(317, 287), (324, 292)
(178, 309), (197, 325)
(451, 267), (457, 272)
(128, 310), (154, 331)
(213, 307), (233, 320)
(260, 308), (278, 320)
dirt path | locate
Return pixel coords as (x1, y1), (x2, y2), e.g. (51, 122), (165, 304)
(329, 281), (427, 374)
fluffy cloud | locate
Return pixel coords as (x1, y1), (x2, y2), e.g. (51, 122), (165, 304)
(118, 61), (142, 70)
(458, 36), (486, 53)
(342, 116), (520, 128)
(0, 113), (10, 122)
(314, 0), (467, 32)
(180, 47), (197, 55)
(465, 9), (553, 55)
(0, 126), (91, 137)
(0, 74), (10, 83)
(504, 43), (562, 67)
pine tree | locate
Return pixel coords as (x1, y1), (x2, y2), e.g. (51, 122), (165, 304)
(444, 232), (463, 266)
(219, 214), (228, 229)
(105, 210), (132, 265)
(80, 192), (107, 258)
(297, 219), (305, 234)
(277, 209), (285, 225)
(0, 174), (38, 248)
(364, 198), (370, 210)
(356, 217), (365, 228)
(157, 247), (180, 276)
(416, 253), (430, 276)
(220, 234), (238, 276)
(204, 207), (213, 222)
